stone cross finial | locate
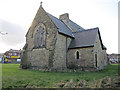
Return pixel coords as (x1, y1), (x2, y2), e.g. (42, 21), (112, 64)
(40, 2), (43, 6)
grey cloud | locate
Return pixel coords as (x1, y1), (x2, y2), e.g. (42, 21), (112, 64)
(0, 20), (27, 46)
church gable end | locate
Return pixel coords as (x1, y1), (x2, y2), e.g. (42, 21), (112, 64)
(25, 4), (58, 50)
(93, 30), (105, 70)
(21, 4), (59, 69)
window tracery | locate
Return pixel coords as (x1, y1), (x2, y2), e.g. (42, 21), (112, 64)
(33, 24), (46, 48)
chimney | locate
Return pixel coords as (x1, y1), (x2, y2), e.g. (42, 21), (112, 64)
(59, 13), (69, 24)
(59, 13), (76, 32)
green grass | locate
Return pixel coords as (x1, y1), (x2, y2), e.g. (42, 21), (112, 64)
(2, 64), (119, 88)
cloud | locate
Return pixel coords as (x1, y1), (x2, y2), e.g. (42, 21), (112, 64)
(0, 19), (26, 46)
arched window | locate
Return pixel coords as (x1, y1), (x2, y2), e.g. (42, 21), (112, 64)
(34, 25), (46, 48)
(40, 27), (46, 47)
(43, 28), (46, 46)
(34, 33), (38, 48)
(38, 26), (42, 47)
(76, 51), (79, 59)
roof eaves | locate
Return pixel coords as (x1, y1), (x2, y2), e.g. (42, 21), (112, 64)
(72, 28), (98, 34)
(103, 45), (107, 50)
(97, 29), (104, 50)
(68, 45), (94, 49)
(58, 31), (74, 38)
(86, 27), (99, 31)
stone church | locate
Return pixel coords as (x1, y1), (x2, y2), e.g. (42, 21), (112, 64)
(21, 4), (108, 71)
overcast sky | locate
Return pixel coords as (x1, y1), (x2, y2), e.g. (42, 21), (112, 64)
(0, 0), (119, 54)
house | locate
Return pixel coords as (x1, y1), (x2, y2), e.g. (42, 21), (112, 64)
(4, 49), (22, 63)
(21, 4), (108, 71)
(0, 53), (4, 63)
(108, 54), (120, 63)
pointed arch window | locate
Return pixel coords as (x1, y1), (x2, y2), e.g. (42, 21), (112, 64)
(43, 28), (46, 46)
(34, 33), (38, 48)
(38, 26), (42, 47)
(34, 25), (46, 48)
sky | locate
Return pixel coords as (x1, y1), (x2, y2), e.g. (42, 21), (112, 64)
(0, 0), (119, 54)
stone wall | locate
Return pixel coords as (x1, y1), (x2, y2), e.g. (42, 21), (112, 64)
(102, 50), (108, 66)
(52, 33), (72, 70)
(26, 49), (49, 68)
(93, 34), (104, 70)
(67, 33), (107, 71)
(21, 5), (58, 69)
(67, 47), (94, 70)
(21, 5), (73, 70)
(67, 37), (72, 49)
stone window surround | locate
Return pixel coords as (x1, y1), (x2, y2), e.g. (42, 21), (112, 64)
(33, 23), (46, 49)
(75, 50), (81, 60)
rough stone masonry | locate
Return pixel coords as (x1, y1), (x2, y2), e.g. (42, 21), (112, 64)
(20, 4), (108, 71)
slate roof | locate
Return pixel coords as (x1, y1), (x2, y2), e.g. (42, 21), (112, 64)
(47, 13), (85, 38)
(69, 28), (99, 49)
(69, 20), (85, 31)
(47, 13), (74, 38)
(47, 13), (104, 49)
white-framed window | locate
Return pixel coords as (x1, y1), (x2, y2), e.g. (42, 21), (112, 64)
(9, 53), (12, 55)
(14, 53), (17, 56)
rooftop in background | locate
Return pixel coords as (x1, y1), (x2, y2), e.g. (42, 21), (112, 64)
(108, 54), (120, 56)
(0, 53), (4, 56)
(5, 49), (22, 54)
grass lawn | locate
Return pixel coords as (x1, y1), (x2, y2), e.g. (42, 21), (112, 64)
(2, 64), (119, 88)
